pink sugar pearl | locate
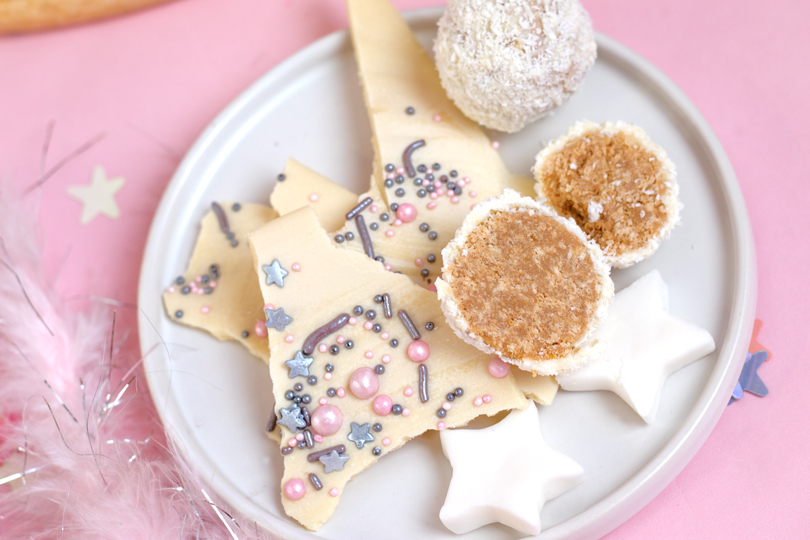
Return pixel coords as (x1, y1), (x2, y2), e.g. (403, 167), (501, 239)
(254, 321), (268, 338)
(407, 340), (430, 362)
(310, 404), (343, 436)
(201, 306), (210, 314)
(324, 373), (332, 381)
(309, 193), (319, 202)
(284, 478), (306, 500)
(382, 354), (392, 364)
(364, 321), (374, 330)
(380, 331), (389, 340)
(365, 350), (374, 359)
(349, 317), (357, 325)
(329, 488), (339, 497)
(349, 367), (379, 399)
(433, 114), (442, 122)
(474, 397), (483, 406)
(430, 192), (438, 200)
(488, 357), (511, 378)
(373, 395), (393, 416)
(319, 344), (328, 353)
(314, 434), (323, 443)
(385, 230), (395, 238)
(384, 264), (392, 271)
(337, 335), (346, 344)
(382, 437), (391, 447)
(396, 203), (417, 223)
(370, 205), (378, 213)
(291, 263), (301, 272)
(263, 303), (275, 311)
(337, 388), (346, 398)
(404, 387), (414, 397)
(319, 397), (328, 406)
(483, 394), (492, 403)
(427, 202), (437, 210)
(415, 258), (424, 267)
(401, 408), (410, 416)
(437, 421), (446, 430)
(285, 334), (294, 343)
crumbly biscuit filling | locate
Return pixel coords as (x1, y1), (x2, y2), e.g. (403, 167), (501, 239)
(537, 129), (672, 256)
(447, 210), (601, 361)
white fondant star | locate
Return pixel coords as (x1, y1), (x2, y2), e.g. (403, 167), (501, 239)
(66, 166), (125, 224)
(440, 404), (584, 536)
(556, 270), (716, 423)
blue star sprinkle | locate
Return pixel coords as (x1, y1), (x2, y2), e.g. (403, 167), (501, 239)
(729, 350), (769, 404)
(285, 350), (314, 378)
(277, 404), (306, 431)
(265, 307), (293, 331)
(319, 449), (350, 473)
(347, 422), (375, 449)
(263, 259), (288, 287)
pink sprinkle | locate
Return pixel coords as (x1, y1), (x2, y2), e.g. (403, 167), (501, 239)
(394, 219), (403, 226)
(483, 394), (492, 403)
(284, 479), (306, 501)
(324, 373), (332, 381)
(385, 230), (395, 238)
(436, 188), (444, 196)
(433, 114), (442, 122)
(491, 141), (500, 149)
(396, 166), (405, 175)
(296, 433), (304, 441)
(470, 191), (477, 197)
(254, 321), (268, 338)
(451, 197), (459, 204)
(314, 434), (323, 443)
(285, 334), (294, 343)
(337, 388), (346, 398)
(264, 303), (275, 311)
(415, 258), (424, 267)
(402, 408), (410, 416)
(396, 203), (417, 223)
(329, 488), (339, 497)
(337, 335), (346, 344)
(364, 321), (374, 330)
(433, 180), (442, 188)
(349, 367), (379, 399)
(365, 350), (374, 359)
(382, 437), (391, 447)
(384, 264), (392, 271)
(437, 421), (446, 430)
(446, 189), (454, 198)
(349, 317), (357, 325)
(407, 340), (430, 362)
(382, 354), (392, 364)
(442, 402), (452, 411)
(463, 176), (471, 183)
(309, 193), (319, 202)
(429, 192), (438, 200)
(319, 397), (328, 406)
(373, 395), (393, 416)
(196, 276), (203, 283)
(319, 344), (328, 353)
(427, 202), (437, 210)
(380, 331), (389, 340)
(196, 289), (204, 295)
(287, 438), (297, 447)
(404, 387), (414, 397)
(167, 286), (175, 293)
(370, 205), (378, 213)
(209, 281), (217, 288)
(291, 263), (301, 272)
(387, 172), (395, 180)
(310, 404), (343, 436)
(201, 306), (210, 314)
(488, 357), (511, 378)
(474, 397), (483, 406)
(456, 179), (466, 187)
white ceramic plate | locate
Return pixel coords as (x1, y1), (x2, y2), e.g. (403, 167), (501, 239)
(138, 8), (756, 540)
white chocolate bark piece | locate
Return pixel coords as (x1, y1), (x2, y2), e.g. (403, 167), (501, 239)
(248, 207), (527, 531)
(436, 189), (613, 376)
(163, 202), (278, 360)
(440, 404), (584, 535)
(331, 0), (530, 286)
(512, 369), (558, 406)
(271, 159), (360, 233)
(556, 270), (716, 423)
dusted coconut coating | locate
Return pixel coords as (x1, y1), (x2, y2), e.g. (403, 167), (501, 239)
(434, 0), (596, 133)
(436, 189), (613, 375)
(534, 121), (681, 268)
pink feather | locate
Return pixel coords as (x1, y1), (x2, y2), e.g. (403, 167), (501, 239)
(0, 187), (274, 540)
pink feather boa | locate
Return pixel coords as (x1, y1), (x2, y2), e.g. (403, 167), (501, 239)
(0, 189), (272, 540)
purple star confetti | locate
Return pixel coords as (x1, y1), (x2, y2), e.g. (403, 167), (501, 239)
(728, 350), (769, 405)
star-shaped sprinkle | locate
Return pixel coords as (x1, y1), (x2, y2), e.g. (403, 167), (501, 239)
(440, 404), (584, 535)
(739, 350), (769, 397)
(319, 450), (349, 473)
(265, 307), (293, 331)
(347, 422), (375, 449)
(284, 350), (314, 379)
(262, 259), (289, 287)
(66, 166), (125, 224)
(277, 404), (306, 432)
(556, 270), (716, 423)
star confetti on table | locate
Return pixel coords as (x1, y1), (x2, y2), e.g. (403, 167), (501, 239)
(729, 350), (769, 404)
(264, 307), (293, 331)
(556, 270), (716, 423)
(66, 165), (125, 224)
(440, 404), (583, 535)
(284, 350), (314, 379)
(319, 450), (349, 473)
(262, 259), (288, 287)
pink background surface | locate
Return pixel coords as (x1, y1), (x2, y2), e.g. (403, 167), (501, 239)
(1, 0), (808, 537)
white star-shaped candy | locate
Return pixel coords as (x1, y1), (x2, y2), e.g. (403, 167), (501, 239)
(440, 404), (584, 536)
(66, 166), (125, 224)
(556, 270), (716, 423)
